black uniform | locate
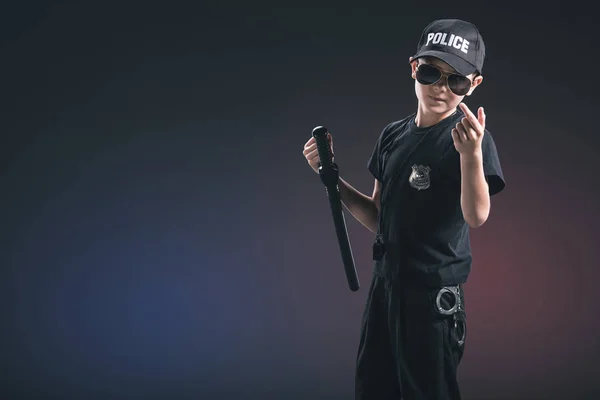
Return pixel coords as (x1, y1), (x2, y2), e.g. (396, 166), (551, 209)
(355, 108), (505, 400)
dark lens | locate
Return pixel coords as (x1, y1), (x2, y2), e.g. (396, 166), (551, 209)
(416, 64), (441, 85)
(448, 74), (472, 96)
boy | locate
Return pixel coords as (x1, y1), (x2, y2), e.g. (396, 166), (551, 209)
(302, 19), (505, 399)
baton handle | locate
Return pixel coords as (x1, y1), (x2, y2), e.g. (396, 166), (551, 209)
(312, 126), (333, 166)
(312, 126), (338, 187)
(312, 126), (360, 292)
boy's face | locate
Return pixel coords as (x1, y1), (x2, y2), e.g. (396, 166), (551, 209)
(410, 56), (483, 114)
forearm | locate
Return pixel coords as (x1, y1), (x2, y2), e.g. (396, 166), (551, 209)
(460, 151), (490, 228)
(338, 178), (379, 233)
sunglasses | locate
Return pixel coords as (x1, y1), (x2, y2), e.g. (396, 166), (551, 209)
(415, 63), (473, 96)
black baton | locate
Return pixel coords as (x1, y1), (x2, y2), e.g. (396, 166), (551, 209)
(312, 126), (360, 292)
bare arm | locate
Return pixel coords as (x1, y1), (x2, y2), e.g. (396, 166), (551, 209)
(338, 178), (380, 233)
(303, 134), (380, 233)
(459, 152), (490, 228)
(454, 103), (491, 228)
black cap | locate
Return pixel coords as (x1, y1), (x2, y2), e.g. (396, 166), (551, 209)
(412, 19), (485, 76)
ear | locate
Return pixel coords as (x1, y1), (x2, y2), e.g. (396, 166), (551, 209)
(465, 75), (484, 96)
(409, 57), (418, 79)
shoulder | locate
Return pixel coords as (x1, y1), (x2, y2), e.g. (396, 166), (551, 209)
(480, 128), (506, 195)
(480, 128), (503, 161)
(482, 128), (499, 146)
(383, 114), (414, 133)
(376, 114), (415, 144)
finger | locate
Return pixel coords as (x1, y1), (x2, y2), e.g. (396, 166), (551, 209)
(478, 107), (486, 129)
(455, 122), (468, 141)
(303, 143), (316, 155)
(305, 135), (332, 151)
(462, 116), (484, 140)
(451, 128), (462, 144)
(459, 103), (480, 129)
(460, 118), (477, 141)
(306, 149), (320, 161)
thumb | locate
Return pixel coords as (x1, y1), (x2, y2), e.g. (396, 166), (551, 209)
(478, 107), (486, 129)
(327, 133), (335, 158)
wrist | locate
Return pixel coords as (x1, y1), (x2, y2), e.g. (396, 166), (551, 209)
(460, 149), (483, 164)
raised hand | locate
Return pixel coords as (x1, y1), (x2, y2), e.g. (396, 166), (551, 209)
(452, 103), (486, 157)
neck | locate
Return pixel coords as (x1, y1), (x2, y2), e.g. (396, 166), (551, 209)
(414, 104), (457, 128)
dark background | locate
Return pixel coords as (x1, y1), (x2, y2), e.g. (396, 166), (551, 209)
(2, 1), (599, 399)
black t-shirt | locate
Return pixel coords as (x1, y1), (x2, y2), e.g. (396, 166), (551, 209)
(367, 108), (505, 287)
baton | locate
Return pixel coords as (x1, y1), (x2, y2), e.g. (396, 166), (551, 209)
(312, 126), (360, 292)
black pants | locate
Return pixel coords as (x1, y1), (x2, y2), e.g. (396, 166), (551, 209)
(355, 274), (466, 400)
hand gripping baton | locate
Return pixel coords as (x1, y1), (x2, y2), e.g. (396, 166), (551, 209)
(312, 126), (360, 292)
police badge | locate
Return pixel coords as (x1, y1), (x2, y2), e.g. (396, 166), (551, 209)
(409, 164), (431, 190)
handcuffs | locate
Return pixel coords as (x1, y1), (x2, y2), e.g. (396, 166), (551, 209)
(435, 285), (466, 347)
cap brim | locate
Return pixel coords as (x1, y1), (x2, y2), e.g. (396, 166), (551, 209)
(413, 50), (477, 76)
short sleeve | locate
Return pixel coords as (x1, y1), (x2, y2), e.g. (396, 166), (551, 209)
(367, 123), (390, 182)
(482, 130), (506, 196)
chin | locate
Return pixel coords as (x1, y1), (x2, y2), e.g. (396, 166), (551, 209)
(426, 101), (453, 114)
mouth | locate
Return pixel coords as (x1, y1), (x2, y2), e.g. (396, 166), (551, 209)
(430, 96), (445, 102)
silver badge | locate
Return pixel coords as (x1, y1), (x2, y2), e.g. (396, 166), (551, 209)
(409, 164), (431, 190)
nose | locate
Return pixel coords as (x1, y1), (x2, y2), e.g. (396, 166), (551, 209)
(434, 75), (449, 92)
